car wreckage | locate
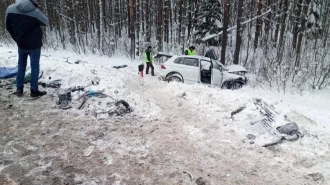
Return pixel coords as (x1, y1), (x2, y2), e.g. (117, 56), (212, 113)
(154, 49), (248, 89)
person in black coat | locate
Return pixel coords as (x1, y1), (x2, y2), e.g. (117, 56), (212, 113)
(6, 0), (49, 97)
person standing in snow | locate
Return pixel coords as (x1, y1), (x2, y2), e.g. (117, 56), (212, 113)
(144, 46), (155, 76)
(184, 46), (196, 55)
(5, 0), (49, 97)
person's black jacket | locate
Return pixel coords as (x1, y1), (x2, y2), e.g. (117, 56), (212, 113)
(6, 0), (49, 50)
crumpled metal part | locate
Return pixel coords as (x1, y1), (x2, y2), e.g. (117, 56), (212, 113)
(276, 122), (304, 140)
(263, 122), (304, 147)
(57, 91), (72, 109)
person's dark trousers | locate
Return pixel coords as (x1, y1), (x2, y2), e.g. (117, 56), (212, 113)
(16, 48), (41, 90)
(146, 62), (154, 76)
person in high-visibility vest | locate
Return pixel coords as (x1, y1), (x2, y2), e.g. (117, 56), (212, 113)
(184, 46), (196, 55)
(144, 46), (155, 76)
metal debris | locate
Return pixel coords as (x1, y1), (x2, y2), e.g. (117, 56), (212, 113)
(246, 134), (256, 140)
(83, 146), (95, 157)
(57, 91), (72, 109)
(305, 172), (324, 184)
(183, 171), (194, 181)
(231, 104), (246, 118)
(276, 122), (304, 140)
(195, 177), (206, 185)
(78, 97), (88, 110)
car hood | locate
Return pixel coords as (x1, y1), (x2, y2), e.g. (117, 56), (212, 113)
(226, 65), (247, 72)
(224, 72), (245, 79)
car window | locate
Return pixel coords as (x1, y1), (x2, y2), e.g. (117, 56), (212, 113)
(182, 58), (198, 67)
(173, 57), (182, 64)
(214, 60), (228, 71)
(211, 59), (219, 70)
(201, 60), (211, 70)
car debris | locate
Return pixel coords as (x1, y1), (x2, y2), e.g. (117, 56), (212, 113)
(231, 104), (246, 119)
(83, 146), (95, 157)
(195, 177), (206, 185)
(183, 171), (194, 181)
(230, 99), (304, 147)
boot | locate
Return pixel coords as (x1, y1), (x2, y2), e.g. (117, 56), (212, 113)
(30, 89), (47, 97)
(14, 87), (23, 97)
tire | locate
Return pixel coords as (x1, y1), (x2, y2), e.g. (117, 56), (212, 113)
(230, 82), (243, 90)
(221, 82), (229, 89)
(167, 75), (182, 83)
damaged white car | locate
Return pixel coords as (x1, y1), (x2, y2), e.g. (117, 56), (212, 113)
(154, 50), (248, 89)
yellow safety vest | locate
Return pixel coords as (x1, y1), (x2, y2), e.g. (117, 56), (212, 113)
(185, 48), (195, 55)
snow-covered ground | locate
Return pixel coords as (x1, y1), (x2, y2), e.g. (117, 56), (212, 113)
(0, 46), (329, 185)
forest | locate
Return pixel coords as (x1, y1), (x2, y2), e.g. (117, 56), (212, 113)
(1, 0), (330, 91)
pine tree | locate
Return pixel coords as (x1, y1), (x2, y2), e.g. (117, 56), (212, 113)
(307, 0), (322, 36)
(194, 0), (223, 46)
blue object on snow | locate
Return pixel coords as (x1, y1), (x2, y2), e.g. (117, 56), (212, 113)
(87, 90), (98, 97)
(0, 66), (18, 78)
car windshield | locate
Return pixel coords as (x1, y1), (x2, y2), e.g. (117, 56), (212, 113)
(212, 59), (228, 71)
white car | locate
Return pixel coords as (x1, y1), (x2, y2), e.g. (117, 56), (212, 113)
(154, 51), (248, 89)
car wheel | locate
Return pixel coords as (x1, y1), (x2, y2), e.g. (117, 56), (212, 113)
(168, 76), (182, 83)
(230, 82), (242, 89)
(221, 82), (229, 89)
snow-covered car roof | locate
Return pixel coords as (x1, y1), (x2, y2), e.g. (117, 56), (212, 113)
(154, 48), (219, 60)
(153, 52), (213, 61)
(154, 49), (247, 72)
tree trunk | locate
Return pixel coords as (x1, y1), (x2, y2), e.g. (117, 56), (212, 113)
(221, 0), (230, 65)
(194, 0), (200, 25)
(292, 0), (303, 50)
(178, 0), (184, 51)
(295, 0), (311, 67)
(233, 0), (243, 65)
(273, 0), (283, 47)
(157, 0), (163, 51)
(128, 0), (136, 59)
(254, 0), (263, 49)
(145, 0), (151, 43)
(164, 0), (170, 44)
(135, 0), (140, 56)
(187, 3), (192, 40)
(263, 0), (273, 51)
(99, 0), (104, 51)
(277, 0), (289, 65)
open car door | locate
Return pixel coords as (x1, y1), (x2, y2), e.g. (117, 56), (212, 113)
(211, 59), (223, 87)
(205, 49), (219, 60)
(153, 52), (174, 59)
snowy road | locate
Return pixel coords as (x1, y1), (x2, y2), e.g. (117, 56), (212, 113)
(1, 46), (329, 184)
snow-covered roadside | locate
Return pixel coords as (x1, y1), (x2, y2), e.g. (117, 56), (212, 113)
(144, 79), (330, 182)
(1, 46), (329, 184)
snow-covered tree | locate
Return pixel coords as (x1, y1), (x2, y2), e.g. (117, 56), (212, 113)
(307, 0), (322, 36)
(194, 0), (223, 46)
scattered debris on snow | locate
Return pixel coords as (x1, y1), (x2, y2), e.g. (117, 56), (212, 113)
(83, 146), (95, 157)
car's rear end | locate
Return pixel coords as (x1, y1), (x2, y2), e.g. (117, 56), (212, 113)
(154, 54), (178, 81)
(158, 63), (168, 81)
(158, 59), (178, 81)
